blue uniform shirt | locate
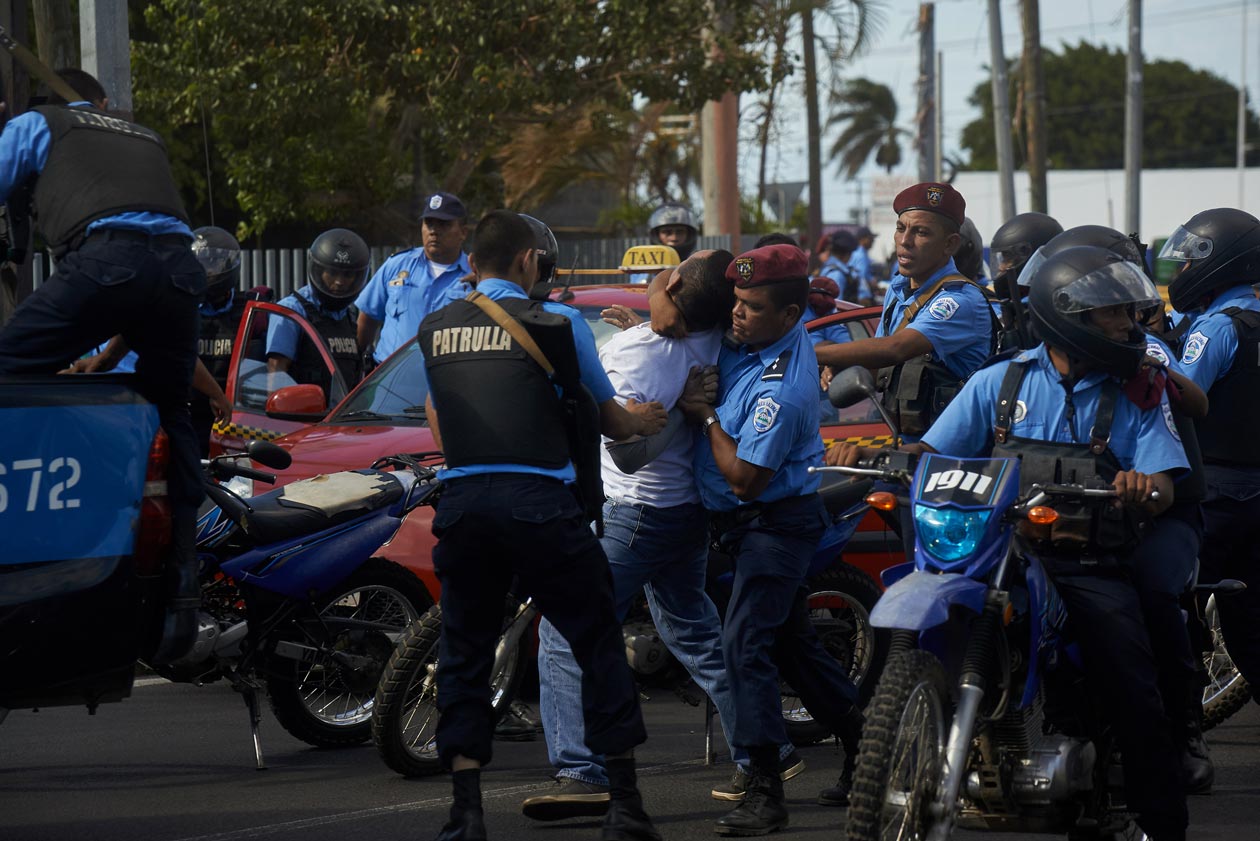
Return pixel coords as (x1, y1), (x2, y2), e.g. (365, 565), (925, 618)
(1177, 284), (1260, 391)
(0, 103), (191, 238)
(437, 278), (615, 483)
(819, 256), (870, 302)
(851, 245), (873, 285)
(875, 258), (993, 380)
(695, 324), (825, 512)
(355, 247), (473, 363)
(267, 285), (354, 359)
(922, 344), (1189, 477)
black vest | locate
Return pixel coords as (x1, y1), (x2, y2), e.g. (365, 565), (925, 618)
(290, 301), (362, 391)
(1197, 307), (1260, 467)
(31, 106), (189, 249)
(835, 263), (861, 302)
(991, 359), (1146, 555)
(419, 297), (572, 470)
(198, 297), (249, 388)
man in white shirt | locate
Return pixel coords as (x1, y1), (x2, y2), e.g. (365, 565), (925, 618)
(522, 249), (800, 827)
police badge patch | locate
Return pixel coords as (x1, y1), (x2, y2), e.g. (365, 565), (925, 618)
(1162, 400), (1181, 442)
(430, 195), (443, 210)
(735, 257), (755, 283)
(1145, 338), (1170, 366)
(1013, 400), (1027, 423)
(753, 396), (781, 433)
(927, 295), (960, 321)
(926, 186), (943, 206)
(1181, 331), (1209, 365)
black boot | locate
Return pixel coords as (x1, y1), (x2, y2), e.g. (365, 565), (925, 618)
(819, 706), (864, 807)
(603, 757), (661, 841)
(436, 768), (487, 841)
(714, 747), (788, 837)
(1183, 718), (1214, 795)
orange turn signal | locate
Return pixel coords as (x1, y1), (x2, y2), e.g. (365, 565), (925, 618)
(1027, 506), (1058, 525)
(865, 491), (898, 512)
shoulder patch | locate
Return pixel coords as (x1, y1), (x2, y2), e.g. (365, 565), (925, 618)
(1013, 400), (1027, 424)
(1145, 337), (1170, 366)
(761, 349), (793, 381)
(927, 295), (960, 321)
(1162, 400), (1181, 442)
(1181, 331), (1209, 365)
(753, 396), (781, 433)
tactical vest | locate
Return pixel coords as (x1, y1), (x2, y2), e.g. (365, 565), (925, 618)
(31, 106), (189, 250)
(1197, 307), (1260, 467)
(835, 263), (861, 302)
(991, 359), (1147, 556)
(198, 298), (249, 388)
(1143, 328), (1206, 506)
(419, 297), (572, 470)
(877, 274), (999, 438)
(290, 302), (363, 391)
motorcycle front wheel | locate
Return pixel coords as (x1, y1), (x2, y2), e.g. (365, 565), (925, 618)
(372, 599), (529, 777)
(267, 559), (431, 748)
(846, 649), (951, 841)
(1202, 593), (1251, 731)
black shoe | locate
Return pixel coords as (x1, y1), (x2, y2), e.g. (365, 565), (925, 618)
(602, 794), (662, 841)
(817, 757), (854, 807)
(1183, 728), (1215, 795)
(522, 778), (611, 821)
(713, 774), (788, 836)
(493, 702), (541, 742)
(434, 808), (487, 841)
(710, 750), (805, 801)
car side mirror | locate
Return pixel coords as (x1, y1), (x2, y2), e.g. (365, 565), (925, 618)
(265, 384), (326, 421)
(246, 439), (292, 470)
(828, 366), (878, 408)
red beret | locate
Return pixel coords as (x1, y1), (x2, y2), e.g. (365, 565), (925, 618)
(808, 276), (840, 299)
(726, 244), (808, 288)
(893, 182), (966, 227)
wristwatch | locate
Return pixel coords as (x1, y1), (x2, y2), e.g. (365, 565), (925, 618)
(701, 415), (720, 437)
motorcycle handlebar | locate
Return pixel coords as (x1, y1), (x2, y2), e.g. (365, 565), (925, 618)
(231, 465), (277, 485)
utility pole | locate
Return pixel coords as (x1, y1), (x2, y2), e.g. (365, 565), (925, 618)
(79, 0), (131, 119)
(987, 0), (1016, 220)
(1123, 0), (1142, 236)
(935, 50), (943, 180)
(916, 3), (935, 181)
(700, 1), (740, 247)
(1239, 0), (1248, 208)
(803, 9), (822, 252)
(1021, 0), (1048, 213)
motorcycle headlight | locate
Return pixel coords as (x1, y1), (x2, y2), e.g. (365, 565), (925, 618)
(913, 504), (991, 562)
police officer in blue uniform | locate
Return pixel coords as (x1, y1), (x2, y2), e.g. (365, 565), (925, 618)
(676, 243), (865, 835)
(267, 228), (369, 394)
(190, 225), (247, 455)
(827, 246), (1190, 841)
(815, 183), (995, 441)
(989, 211), (1064, 350)
(419, 210), (668, 841)
(356, 191), (472, 366)
(1162, 207), (1260, 715)
(0, 68), (205, 665)
(818, 230), (871, 304)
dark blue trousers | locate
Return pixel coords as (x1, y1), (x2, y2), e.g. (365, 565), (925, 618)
(0, 233), (205, 512)
(1198, 464), (1260, 699)
(431, 474), (646, 768)
(720, 493), (859, 750)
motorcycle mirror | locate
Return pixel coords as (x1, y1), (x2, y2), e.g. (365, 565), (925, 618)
(829, 366), (877, 408)
(246, 439), (292, 470)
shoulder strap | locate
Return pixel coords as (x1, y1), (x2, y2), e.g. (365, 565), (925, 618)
(1089, 379), (1119, 455)
(465, 291), (554, 375)
(993, 358), (1030, 444)
(889, 273), (984, 334)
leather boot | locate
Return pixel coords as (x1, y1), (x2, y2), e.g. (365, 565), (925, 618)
(436, 769), (488, 841)
(1183, 719), (1214, 795)
(714, 748), (788, 836)
(603, 757), (662, 841)
(819, 705), (864, 806)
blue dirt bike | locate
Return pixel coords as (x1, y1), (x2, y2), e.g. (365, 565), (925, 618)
(160, 445), (439, 767)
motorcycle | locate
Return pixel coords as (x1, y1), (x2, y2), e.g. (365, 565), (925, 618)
(162, 444), (438, 767)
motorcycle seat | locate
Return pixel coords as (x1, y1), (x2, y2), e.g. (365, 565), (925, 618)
(817, 473), (874, 517)
(241, 469), (404, 545)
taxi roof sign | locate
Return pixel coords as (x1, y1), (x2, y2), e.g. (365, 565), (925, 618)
(619, 244), (681, 273)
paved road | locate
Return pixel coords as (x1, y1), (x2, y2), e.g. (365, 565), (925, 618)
(2, 678), (1257, 841)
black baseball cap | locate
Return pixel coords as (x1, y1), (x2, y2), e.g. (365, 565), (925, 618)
(421, 192), (467, 222)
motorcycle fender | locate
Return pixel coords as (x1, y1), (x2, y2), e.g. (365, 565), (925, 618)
(870, 570), (987, 631)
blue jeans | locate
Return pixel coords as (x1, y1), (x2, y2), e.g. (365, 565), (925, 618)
(538, 499), (790, 785)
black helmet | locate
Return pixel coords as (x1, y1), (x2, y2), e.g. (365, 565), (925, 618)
(989, 212), (1064, 279)
(519, 213), (559, 284)
(1016, 224), (1145, 289)
(648, 201), (698, 259)
(954, 217), (985, 281)
(307, 228), (370, 309)
(1026, 245), (1160, 379)
(191, 225), (241, 306)
(1163, 208), (1260, 312)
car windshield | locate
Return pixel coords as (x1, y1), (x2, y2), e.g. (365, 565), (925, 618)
(330, 301), (637, 425)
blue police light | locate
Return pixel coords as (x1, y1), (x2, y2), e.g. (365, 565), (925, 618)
(914, 504), (991, 562)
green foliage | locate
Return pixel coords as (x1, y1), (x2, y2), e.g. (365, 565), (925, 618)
(132, 0), (772, 240)
(960, 41), (1260, 171)
(825, 77), (907, 178)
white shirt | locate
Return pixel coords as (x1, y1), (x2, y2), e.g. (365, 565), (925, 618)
(599, 323), (723, 507)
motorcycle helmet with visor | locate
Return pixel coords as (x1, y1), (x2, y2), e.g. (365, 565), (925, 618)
(1161, 208), (1260, 312)
(519, 213), (559, 284)
(192, 225), (241, 307)
(307, 228), (370, 310)
(989, 212), (1063, 280)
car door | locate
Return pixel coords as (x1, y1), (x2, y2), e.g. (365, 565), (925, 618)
(210, 301), (349, 455)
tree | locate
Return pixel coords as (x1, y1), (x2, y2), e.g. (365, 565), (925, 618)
(825, 77), (909, 177)
(960, 41), (1260, 171)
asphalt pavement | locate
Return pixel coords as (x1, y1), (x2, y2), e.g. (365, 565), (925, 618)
(2, 677), (1258, 841)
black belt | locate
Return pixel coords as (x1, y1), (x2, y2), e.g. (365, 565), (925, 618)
(61, 227), (191, 256)
(710, 493), (816, 538)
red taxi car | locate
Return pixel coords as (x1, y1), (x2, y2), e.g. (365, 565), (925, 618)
(211, 286), (902, 602)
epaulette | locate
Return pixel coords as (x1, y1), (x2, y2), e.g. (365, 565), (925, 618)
(761, 349), (793, 381)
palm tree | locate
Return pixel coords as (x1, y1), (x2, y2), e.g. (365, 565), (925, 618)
(825, 78), (911, 178)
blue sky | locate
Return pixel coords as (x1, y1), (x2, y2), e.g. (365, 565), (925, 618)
(747, 0), (1256, 223)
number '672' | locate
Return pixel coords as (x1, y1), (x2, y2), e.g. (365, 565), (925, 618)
(0, 457), (82, 514)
